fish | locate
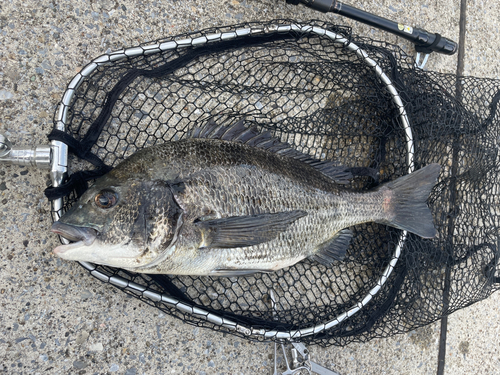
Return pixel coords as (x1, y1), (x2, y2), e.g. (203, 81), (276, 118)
(51, 119), (441, 276)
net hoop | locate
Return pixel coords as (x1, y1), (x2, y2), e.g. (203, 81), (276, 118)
(50, 21), (414, 340)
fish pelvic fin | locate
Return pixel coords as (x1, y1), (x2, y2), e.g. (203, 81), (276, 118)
(210, 268), (274, 277)
(377, 163), (441, 238)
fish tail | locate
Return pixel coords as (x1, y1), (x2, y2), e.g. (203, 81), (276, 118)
(377, 163), (441, 238)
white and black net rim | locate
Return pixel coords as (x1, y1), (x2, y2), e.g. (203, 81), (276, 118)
(50, 21), (415, 341)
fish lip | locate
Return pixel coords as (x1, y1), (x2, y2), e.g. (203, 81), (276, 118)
(53, 240), (85, 255)
(51, 221), (98, 248)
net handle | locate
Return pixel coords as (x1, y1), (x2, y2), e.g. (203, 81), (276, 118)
(51, 21), (414, 340)
(286, 0), (457, 55)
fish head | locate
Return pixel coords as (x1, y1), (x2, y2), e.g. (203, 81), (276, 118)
(51, 175), (183, 269)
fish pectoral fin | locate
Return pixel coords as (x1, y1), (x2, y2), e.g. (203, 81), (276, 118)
(195, 210), (307, 249)
(309, 229), (352, 266)
(210, 268), (273, 277)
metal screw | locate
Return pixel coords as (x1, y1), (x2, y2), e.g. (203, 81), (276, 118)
(0, 134), (12, 158)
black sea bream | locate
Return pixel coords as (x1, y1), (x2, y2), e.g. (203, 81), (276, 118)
(52, 120), (440, 276)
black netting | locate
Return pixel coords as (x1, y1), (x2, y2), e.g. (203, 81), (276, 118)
(47, 20), (500, 347)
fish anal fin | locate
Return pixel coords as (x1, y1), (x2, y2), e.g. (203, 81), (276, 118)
(196, 210), (307, 249)
(309, 229), (352, 266)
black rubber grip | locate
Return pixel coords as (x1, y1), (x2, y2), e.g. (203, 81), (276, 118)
(413, 29), (458, 55)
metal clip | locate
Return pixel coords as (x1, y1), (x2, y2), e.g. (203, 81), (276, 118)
(269, 290), (341, 375)
(415, 52), (430, 70)
(272, 339), (340, 375)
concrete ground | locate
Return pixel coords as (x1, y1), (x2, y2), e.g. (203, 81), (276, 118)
(0, 0), (499, 374)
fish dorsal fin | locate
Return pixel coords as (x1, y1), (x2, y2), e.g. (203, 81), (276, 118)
(190, 119), (353, 184)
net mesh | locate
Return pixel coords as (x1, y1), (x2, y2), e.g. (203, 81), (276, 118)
(47, 20), (500, 347)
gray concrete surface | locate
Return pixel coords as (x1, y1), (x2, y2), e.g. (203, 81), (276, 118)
(1, 0), (499, 374)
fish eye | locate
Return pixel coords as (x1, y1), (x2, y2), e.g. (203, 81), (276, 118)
(94, 190), (118, 209)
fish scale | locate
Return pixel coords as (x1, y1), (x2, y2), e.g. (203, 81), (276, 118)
(134, 155), (391, 274)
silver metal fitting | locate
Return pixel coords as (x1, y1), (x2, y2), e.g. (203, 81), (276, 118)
(0, 134), (52, 169)
(415, 52), (430, 70)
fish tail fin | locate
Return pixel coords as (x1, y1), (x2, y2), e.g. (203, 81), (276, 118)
(377, 163), (441, 238)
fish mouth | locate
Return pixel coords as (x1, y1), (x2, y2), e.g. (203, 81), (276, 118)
(51, 221), (98, 255)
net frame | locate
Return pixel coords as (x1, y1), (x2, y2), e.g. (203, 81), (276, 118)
(46, 19), (500, 347)
(49, 21), (416, 341)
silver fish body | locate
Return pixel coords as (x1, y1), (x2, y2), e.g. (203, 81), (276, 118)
(52, 120), (440, 276)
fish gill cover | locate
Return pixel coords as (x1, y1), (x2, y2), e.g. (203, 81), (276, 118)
(46, 20), (500, 347)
